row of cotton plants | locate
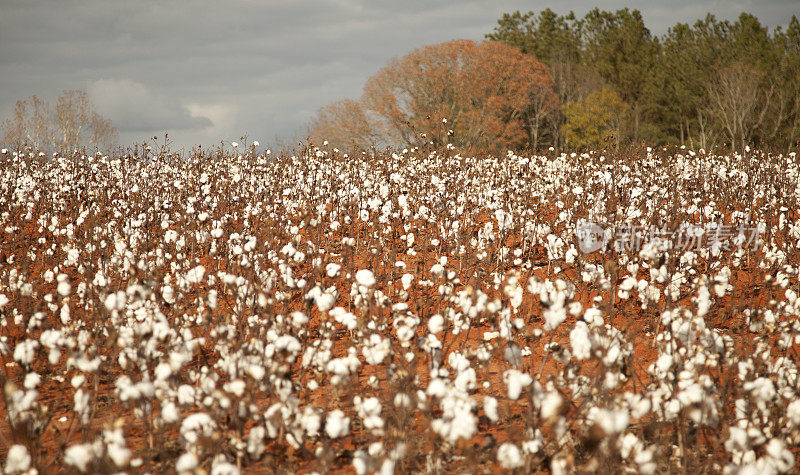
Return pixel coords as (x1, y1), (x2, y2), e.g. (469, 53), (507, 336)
(0, 143), (799, 473)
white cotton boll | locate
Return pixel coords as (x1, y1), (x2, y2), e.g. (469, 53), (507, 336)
(787, 400), (800, 426)
(570, 321), (592, 360)
(72, 374), (86, 388)
(326, 263), (341, 277)
(484, 396), (498, 422)
(291, 311), (308, 327)
(5, 445), (31, 473)
(567, 301), (583, 316)
(635, 448), (657, 475)
(497, 443), (524, 469)
(64, 443), (96, 472)
(540, 391), (563, 420)
(57, 278), (71, 296)
(224, 379), (246, 397)
(454, 368), (477, 392)
(13, 339), (39, 365)
(353, 450), (369, 475)
(162, 401), (180, 424)
(60, 303), (70, 324)
(543, 303), (566, 332)
(162, 285), (175, 304)
(208, 289), (218, 309)
(428, 314), (444, 334)
(155, 363), (172, 381)
(105, 435), (131, 468)
(362, 334), (391, 364)
(315, 292), (336, 313)
(325, 409), (350, 438)
(584, 307), (604, 327)
(401, 273), (414, 290)
(185, 265), (206, 284)
(0, 293), (9, 308)
(104, 293), (117, 311)
(330, 307), (358, 330)
(504, 369), (532, 400)
(23, 372), (41, 389)
(356, 269), (376, 288)
(394, 392), (412, 408)
(765, 438), (794, 472)
(591, 408), (629, 435)
(619, 433), (642, 459)
(176, 452), (199, 472)
(180, 412), (217, 444)
(300, 406), (322, 437)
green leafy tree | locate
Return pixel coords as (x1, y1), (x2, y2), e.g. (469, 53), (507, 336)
(490, 8), (800, 152)
(563, 87), (630, 150)
(487, 9), (598, 148)
(581, 8), (660, 142)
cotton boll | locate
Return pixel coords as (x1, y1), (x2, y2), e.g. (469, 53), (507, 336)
(64, 443), (96, 472)
(543, 299), (567, 332)
(325, 409), (350, 438)
(176, 452), (199, 472)
(590, 407), (629, 435)
(5, 445), (31, 473)
(570, 321), (592, 360)
(185, 265), (206, 284)
(484, 396), (498, 422)
(13, 339), (39, 366)
(326, 263), (341, 277)
(540, 391), (563, 420)
(497, 443), (524, 469)
(57, 277), (71, 296)
(764, 438), (794, 472)
(291, 311), (308, 327)
(23, 372), (41, 389)
(161, 401), (181, 424)
(162, 285), (175, 304)
(356, 269), (376, 288)
(60, 303), (70, 324)
(504, 369), (532, 400)
(400, 273), (414, 290)
(315, 291), (337, 313)
(428, 314), (444, 334)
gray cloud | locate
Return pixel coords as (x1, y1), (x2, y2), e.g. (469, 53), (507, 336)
(88, 79), (212, 132)
(1, 0), (796, 149)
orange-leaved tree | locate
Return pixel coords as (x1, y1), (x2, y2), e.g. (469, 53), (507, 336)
(362, 40), (558, 154)
(307, 99), (377, 150)
(309, 40), (558, 154)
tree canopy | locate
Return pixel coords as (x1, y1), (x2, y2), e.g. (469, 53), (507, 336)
(488, 9), (800, 152)
(307, 9), (798, 154)
(1, 89), (118, 154)
(309, 40), (558, 155)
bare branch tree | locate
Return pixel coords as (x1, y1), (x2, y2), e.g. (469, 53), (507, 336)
(705, 64), (766, 151)
(0, 89), (117, 154)
(307, 99), (377, 151)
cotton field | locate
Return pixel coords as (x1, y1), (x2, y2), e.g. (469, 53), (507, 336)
(1, 144), (800, 473)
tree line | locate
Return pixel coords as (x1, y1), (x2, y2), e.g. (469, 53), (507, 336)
(309, 9), (800, 154)
(1, 89), (118, 154)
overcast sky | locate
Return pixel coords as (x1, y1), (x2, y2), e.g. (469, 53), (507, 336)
(1, 0), (796, 150)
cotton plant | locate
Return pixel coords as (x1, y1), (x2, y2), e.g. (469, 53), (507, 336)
(1, 143), (800, 472)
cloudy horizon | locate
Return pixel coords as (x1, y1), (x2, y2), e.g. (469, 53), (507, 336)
(1, 0), (797, 151)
